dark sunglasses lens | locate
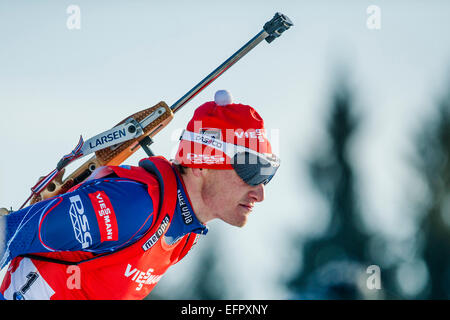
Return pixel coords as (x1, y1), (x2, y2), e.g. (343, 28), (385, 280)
(231, 152), (279, 186)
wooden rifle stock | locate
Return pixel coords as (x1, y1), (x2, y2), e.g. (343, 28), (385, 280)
(31, 101), (173, 204)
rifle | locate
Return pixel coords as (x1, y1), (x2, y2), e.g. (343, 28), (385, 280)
(1, 12), (293, 214)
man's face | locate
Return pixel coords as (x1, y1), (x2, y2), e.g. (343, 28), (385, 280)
(201, 168), (265, 227)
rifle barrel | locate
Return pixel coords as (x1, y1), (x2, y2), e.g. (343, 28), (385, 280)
(170, 30), (268, 114)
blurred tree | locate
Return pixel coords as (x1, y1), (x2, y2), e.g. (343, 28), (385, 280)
(183, 233), (228, 300)
(412, 88), (450, 299)
(287, 78), (378, 299)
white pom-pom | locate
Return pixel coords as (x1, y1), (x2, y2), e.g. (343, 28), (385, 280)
(214, 90), (233, 106)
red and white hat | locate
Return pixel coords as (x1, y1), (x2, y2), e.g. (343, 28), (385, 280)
(175, 90), (274, 170)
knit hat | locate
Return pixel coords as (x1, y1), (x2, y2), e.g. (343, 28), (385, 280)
(175, 90), (274, 170)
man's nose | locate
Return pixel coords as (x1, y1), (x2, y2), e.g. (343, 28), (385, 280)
(250, 183), (265, 202)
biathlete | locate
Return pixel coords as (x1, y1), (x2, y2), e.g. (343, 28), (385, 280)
(0, 90), (280, 300)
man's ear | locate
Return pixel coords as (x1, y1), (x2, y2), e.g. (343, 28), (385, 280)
(191, 167), (206, 178)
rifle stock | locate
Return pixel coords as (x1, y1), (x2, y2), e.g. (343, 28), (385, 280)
(31, 101), (173, 204)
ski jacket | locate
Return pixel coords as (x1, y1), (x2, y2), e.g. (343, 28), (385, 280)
(0, 156), (207, 300)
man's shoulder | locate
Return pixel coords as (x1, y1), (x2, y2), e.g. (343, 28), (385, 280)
(38, 176), (157, 254)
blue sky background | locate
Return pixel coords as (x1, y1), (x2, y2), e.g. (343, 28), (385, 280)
(1, 1), (450, 298)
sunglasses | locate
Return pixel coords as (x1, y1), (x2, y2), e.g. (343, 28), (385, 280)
(180, 130), (280, 186)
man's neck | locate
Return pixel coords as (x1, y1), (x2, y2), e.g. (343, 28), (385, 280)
(177, 170), (212, 225)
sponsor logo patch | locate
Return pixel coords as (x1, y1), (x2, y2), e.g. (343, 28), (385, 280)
(68, 195), (92, 249)
(142, 215), (170, 251)
(187, 153), (225, 164)
(88, 191), (118, 242)
(124, 264), (163, 291)
(195, 134), (223, 149)
(234, 128), (267, 142)
(200, 128), (222, 140)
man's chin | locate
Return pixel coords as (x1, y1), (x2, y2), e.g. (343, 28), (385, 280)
(217, 206), (252, 227)
(220, 215), (248, 228)
(234, 219), (248, 228)
(232, 208), (251, 228)
(228, 221), (247, 228)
